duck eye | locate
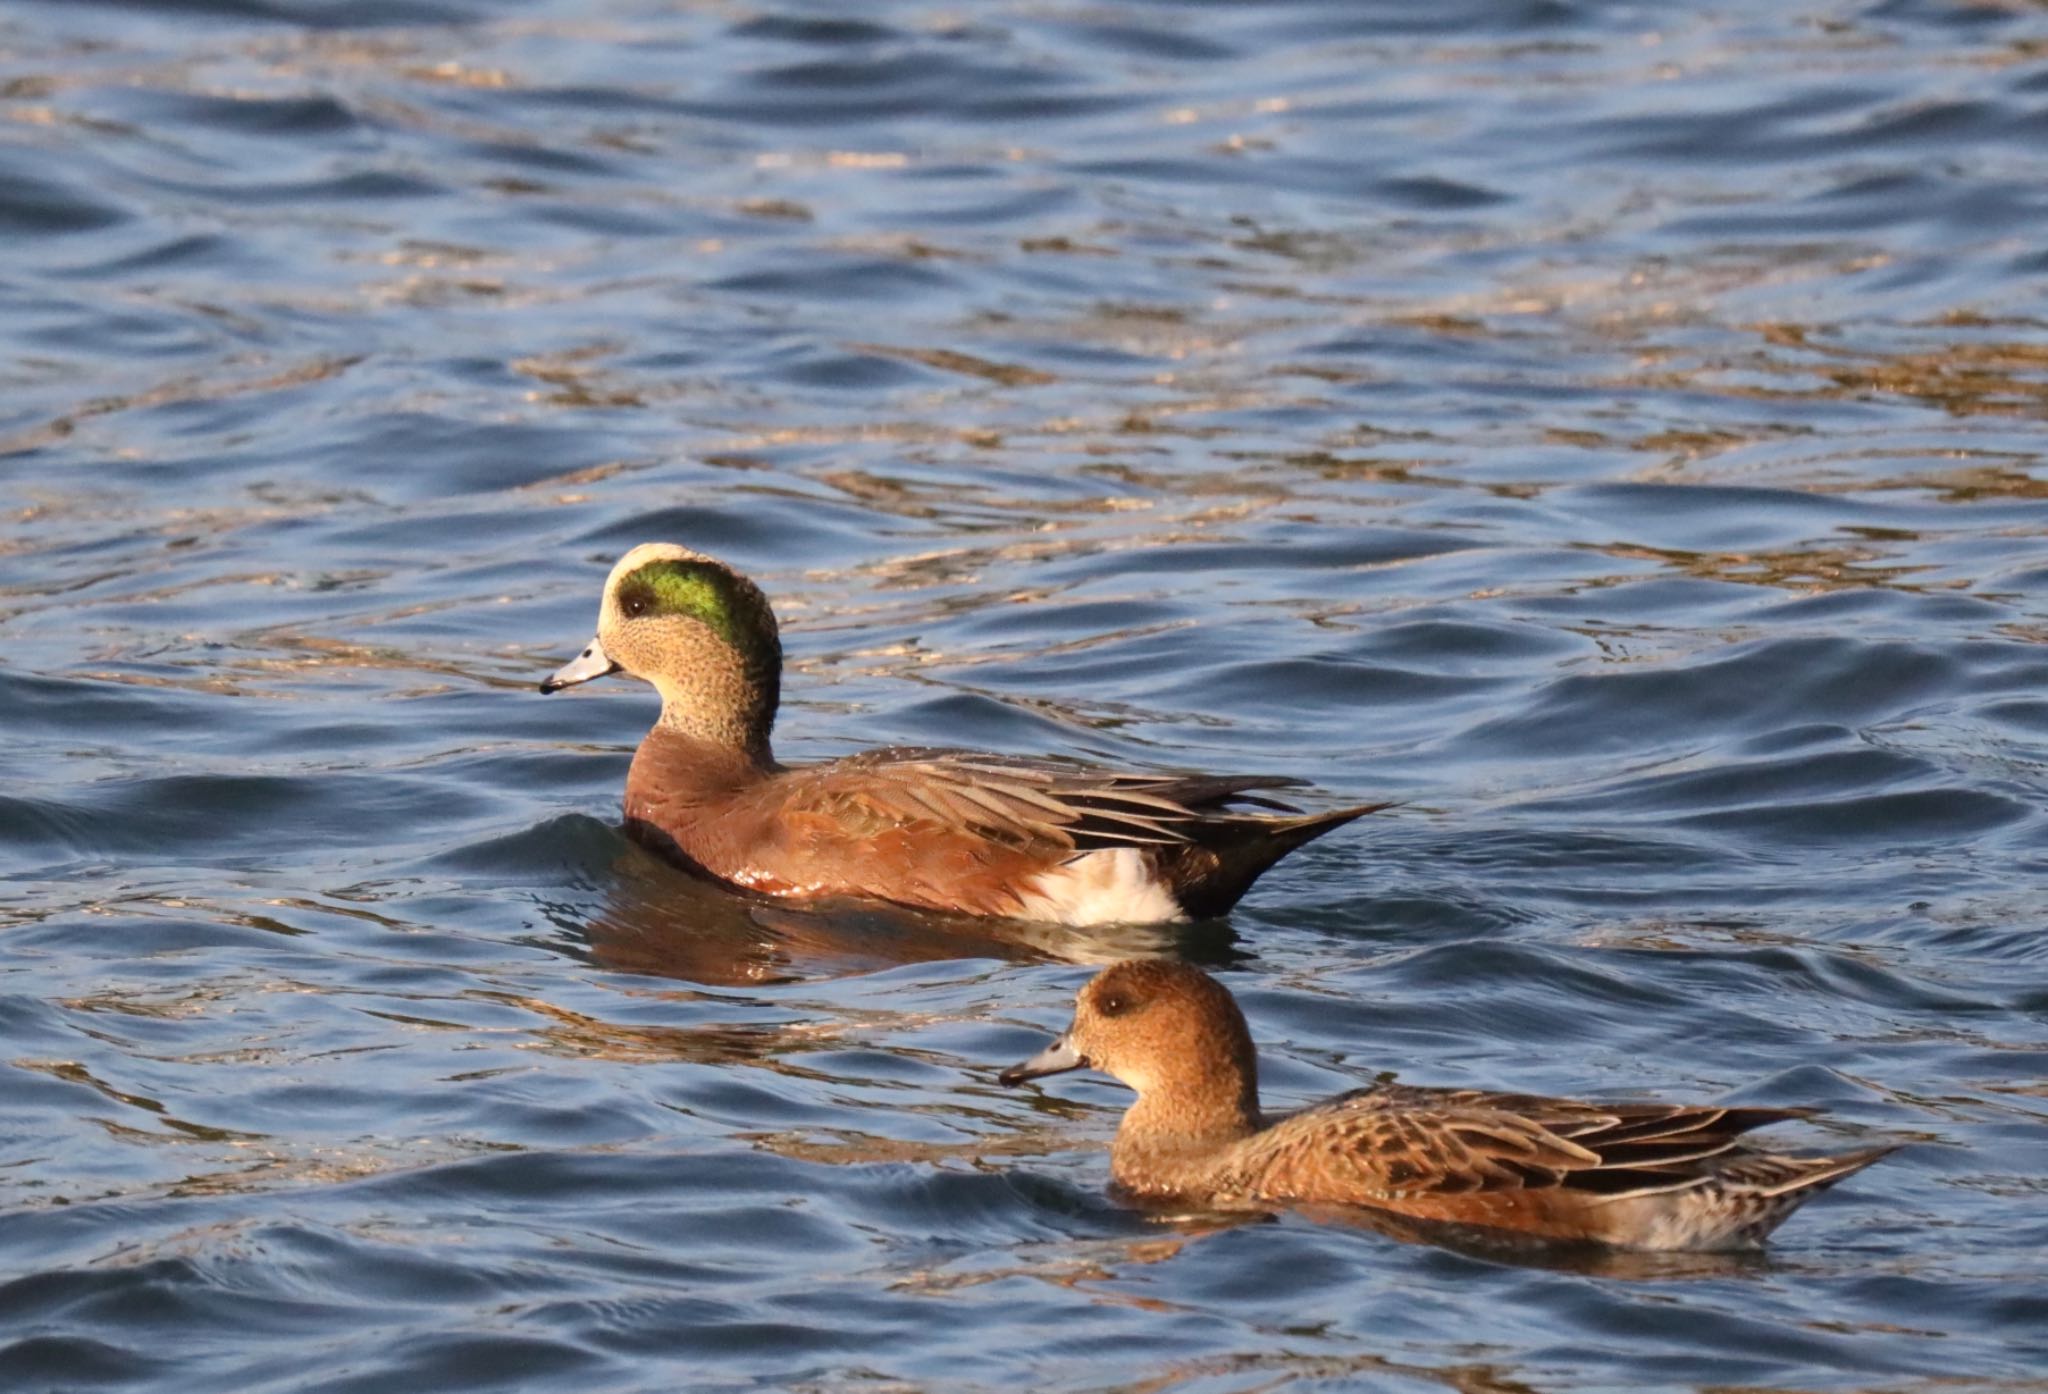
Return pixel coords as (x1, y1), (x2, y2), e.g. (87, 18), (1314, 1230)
(622, 593), (649, 618)
(1098, 992), (1131, 1017)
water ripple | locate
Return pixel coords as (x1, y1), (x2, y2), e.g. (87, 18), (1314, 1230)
(3, 0), (2045, 1389)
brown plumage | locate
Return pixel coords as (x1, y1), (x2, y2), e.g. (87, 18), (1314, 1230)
(540, 544), (1386, 925)
(999, 960), (1897, 1249)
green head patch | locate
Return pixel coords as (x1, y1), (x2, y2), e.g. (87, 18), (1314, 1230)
(615, 559), (761, 655)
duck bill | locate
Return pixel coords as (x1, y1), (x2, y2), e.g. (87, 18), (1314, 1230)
(999, 1035), (1087, 1086)
(540, 636), (622, 693)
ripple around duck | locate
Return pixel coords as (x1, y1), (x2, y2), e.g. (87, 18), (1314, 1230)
(423, 813), (628, 880)
(840, 1165), (1140, 1247)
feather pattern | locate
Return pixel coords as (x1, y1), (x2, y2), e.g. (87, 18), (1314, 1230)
(781, 747), (1317, 852)
(1229, 1086), (1817, 1203)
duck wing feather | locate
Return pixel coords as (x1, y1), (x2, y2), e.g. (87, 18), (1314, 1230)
(1248, 1084), (1812, 1201)
(776, 747), (1315, 853)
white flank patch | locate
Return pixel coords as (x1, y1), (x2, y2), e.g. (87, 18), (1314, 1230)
(1013, 847), (1185, 926)
(1603, 1191), (1769, 1252)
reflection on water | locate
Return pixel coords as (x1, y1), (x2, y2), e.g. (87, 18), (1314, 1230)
(3, 0), (2047, 1389)
(1047, 1203), (1790, 1285)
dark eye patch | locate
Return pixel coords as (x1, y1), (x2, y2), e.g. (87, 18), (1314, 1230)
(618, 582), (654, 619)
(1097, 991), (1132, 1017)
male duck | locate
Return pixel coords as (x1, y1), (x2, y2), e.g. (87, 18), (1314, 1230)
(541, 544), (1386, 925)
(1001, 960), (1896, 1249)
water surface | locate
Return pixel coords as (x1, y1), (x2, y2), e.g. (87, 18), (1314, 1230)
(3, 0), (2046, 1389)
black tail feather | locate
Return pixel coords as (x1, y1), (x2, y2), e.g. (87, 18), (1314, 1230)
(1164, 802), (1392, 919)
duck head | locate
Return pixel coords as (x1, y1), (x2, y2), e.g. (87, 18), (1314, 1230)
(1001, 959), (1262, 1134)
(541, 542), (783, 758)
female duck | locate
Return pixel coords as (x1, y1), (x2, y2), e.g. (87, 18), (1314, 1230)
(1001, 959), (1896, 1249)
(541, 544), (1385, 925)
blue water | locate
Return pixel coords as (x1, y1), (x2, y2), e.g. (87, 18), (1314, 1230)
(3, 0), (2046, 1389)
